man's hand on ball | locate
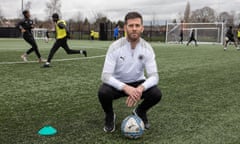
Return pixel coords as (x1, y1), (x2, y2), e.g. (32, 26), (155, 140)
(135, 85), (144, 99)
(126, 96), (137, 107)
(123, 85), (140, 102)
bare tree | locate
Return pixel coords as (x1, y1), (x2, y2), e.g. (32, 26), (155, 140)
(230, 11), (238, 25)
(68, 12), (84, 32)
(83, 18), (90, 25)
(25, 1), (32, 10)
(0, 7), (4, 26)
(75, 11), (84, 23)
(45, 0), (62, 20)
(90, 11), (109, 31)
(184, 1), (191, 23)
(177, 12), (183, 22)
(190, 6), (216, 23)
(16, 1), (32, 18)
(237, 13), (240, 25)
(219, 11), (233, 25)
(151, 12), (157, 26)
(0, 6), (4, 19)
(92, 11), (106, 23)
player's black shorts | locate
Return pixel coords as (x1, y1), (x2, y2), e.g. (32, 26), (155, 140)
(227, 36), (235, 42)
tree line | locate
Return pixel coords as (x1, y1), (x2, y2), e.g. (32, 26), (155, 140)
(0, 0), (239, 30)
(179, 1), (239, 26)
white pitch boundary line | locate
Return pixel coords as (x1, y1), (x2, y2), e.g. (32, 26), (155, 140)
(0, 55), (106, 65)
(71, 46), (107, 50)
(0, 47), (107, 51)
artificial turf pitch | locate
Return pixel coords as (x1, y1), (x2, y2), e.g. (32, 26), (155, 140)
(0, 38), (240, 144)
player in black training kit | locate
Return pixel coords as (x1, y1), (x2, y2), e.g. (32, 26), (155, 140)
(43, 13), (87, 68)
(179, 20), (184, 44)
(186, 29), (198, 46)
(17, 10), (45, 62)
(224, 26), (240, 51)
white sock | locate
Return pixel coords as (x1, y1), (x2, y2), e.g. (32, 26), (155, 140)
(45, 62), (50, 65)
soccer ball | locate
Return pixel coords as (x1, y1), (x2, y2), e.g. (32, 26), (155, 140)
(225, 37), (229, 41)
(121, 115), (144, 139)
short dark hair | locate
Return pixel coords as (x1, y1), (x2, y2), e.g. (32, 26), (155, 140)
(124, 12), (143, 24)
(22, 10), (29, 16)
(52, 13), (59, 19)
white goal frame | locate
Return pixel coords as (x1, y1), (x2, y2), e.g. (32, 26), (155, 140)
(165, 22), (225, 44)
(32, 28), (48, 39)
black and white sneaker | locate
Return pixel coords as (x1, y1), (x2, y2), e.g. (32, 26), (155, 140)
(42, 63), (51, 68)
(103, 113), (116, 132)
(21, 54), (28, 62)
(82, 50), (87, 57)
(133, 108), (150, 130)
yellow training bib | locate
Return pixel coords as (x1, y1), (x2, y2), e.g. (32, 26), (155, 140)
(56, 20), (67, 39)
(237, 30), (240, 38)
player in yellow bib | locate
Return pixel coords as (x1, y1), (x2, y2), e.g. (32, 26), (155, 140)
(237, 24), (240, 44)
(43, 13), (87, 68)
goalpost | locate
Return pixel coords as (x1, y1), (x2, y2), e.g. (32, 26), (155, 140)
(32, 28), (48, 39)
(165, 22), (225, 44)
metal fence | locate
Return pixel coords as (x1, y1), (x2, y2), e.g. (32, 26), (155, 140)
(0, 24), (166, 42)
(0, 27), (21, 38)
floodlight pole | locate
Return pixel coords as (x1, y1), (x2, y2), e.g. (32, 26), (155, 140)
(21, 0), (24, 12)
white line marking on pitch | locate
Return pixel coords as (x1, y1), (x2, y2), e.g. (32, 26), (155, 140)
(0, 55), (106, 65)
(0, 47), (107, 51)
(71, 46), (107, 50)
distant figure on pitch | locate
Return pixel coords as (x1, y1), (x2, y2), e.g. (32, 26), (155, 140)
(113, 25), (119, 40)
(224, 26), (240, 51)
(45, 30), (50, 43)
(90, 30), (95, 40)
(98, 12), (162, 133)
(42, 13), (87, 68)
(237, 24), (240, 44)
(179, 20), (184, 44)
(186, 29), (198, 46)
(179, 29), (183, 44)
(17, 10), (46, 63)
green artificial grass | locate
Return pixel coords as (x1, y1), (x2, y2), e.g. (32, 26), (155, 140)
(0, 39), (240, 144)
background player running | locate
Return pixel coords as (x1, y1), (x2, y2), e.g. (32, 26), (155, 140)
(179, 20), (184, 44)
(186, 29), (198, 46)
(224, 26), (240, 51)
(43, 13), (87, 67)
(236, 24), (240, 45)
(17, 10), (45, 63)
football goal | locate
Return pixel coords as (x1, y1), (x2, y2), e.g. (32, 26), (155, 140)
(32, 28), (48, 40)
(166, 22), (224, 44)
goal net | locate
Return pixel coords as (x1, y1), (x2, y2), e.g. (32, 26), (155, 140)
(165, 22), (224, 44)
(32, 28), (48, 39)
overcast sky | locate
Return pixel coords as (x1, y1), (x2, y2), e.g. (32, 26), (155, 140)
(0, 0), (240, 23)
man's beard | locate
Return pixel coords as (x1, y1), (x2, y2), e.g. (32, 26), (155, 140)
(128, 33), (140, 42)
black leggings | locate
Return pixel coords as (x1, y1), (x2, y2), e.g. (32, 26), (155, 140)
(23, 35), (41, 59)
(47, 37), (80, 63)
(98, 81), (162, 115)
(187, 37), (197, 45)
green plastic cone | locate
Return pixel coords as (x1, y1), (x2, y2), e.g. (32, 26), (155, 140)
(38, 125), (57, 136)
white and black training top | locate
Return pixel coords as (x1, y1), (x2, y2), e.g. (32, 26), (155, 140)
(101, 37), (159, 91)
